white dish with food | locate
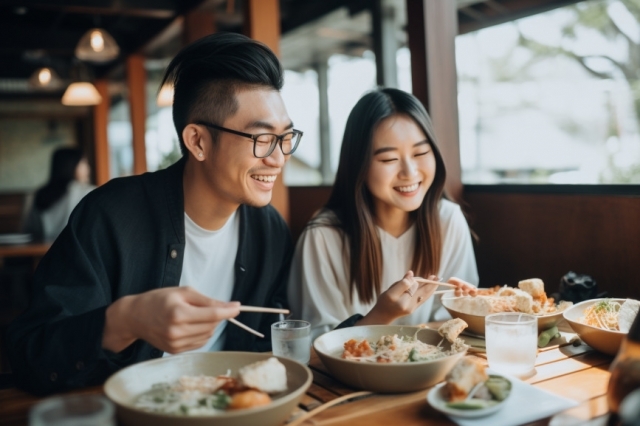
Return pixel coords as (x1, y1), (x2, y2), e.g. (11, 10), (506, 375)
(313, 320), (469, 393)
(104, 352), (312, 426)
(427, 379), (509, 418)
(563, 298), (639, 356)
(427, 362), (578, 426)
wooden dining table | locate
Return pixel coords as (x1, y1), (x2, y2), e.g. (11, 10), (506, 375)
(0, 320), (613, 426)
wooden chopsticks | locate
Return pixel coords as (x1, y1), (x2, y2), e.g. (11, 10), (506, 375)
(228, 306), (291, 339)
(413, 277), (457, 288)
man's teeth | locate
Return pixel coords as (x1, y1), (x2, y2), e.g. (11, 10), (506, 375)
(396, 183), (419, 193)
(252, 175), (277, 183)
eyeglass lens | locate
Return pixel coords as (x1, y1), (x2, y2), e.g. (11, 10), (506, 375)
(254, 133), (298, 158)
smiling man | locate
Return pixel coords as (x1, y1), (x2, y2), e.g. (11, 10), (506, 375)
(7, 33), (300, 394)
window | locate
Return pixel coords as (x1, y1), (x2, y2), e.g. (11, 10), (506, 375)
(456, 0), (640, 184)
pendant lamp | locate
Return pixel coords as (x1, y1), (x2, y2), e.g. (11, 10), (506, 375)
(61, 82), (102, 106)
(28, 67), (63, 90)
(75, 28), (120, 63)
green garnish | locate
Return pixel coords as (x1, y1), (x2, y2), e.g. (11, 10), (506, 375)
(446, 400), (498, 410)
(485, 375), (512, 401)
(211, 391), (232, 409)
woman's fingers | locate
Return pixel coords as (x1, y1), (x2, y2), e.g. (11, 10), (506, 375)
(387, 271), (417, 298)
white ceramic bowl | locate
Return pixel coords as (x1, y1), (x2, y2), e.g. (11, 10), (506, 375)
(562, 298), (627, 356)
(104, 352), (312, 426)
(442, 295), (565, 336)
(313, 325), (467, 393)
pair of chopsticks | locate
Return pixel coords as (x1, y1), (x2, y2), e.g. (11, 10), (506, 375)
(227, 306), (290, 339)
(414, 277), (458, 295)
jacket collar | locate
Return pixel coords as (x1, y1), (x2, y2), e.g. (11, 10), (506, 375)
(163, 156), (187, 244)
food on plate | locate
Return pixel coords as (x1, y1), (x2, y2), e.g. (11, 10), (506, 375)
(579, 298), (640, 332)
(447, 278), (573, 316)
(342, 319), (468, 363)
(438, 318), (468, 343)
(134, 357), (287, 415)
(443, 357), (512, 409)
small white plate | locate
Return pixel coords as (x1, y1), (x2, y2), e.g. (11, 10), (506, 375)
(427, 382), (508, 418)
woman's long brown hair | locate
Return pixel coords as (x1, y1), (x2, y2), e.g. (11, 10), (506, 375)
(313, 88), (447, 304)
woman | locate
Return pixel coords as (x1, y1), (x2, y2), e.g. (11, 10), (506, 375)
(288, 88), (478, 338)
(23, 147), (95, 242)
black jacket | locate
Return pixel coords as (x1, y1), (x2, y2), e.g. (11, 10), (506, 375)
(7, 158), (293, 395)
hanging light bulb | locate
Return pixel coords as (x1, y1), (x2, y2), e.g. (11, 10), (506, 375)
(28, 67), (63, 90)
(75, 28), (119, 63)
(156, 83), (174, 107)
(61, 82), (102, 106)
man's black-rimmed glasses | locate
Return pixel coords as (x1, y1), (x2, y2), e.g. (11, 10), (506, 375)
(196, 121), (303, 159)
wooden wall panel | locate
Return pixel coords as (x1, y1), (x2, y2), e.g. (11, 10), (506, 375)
(465, 192), (640, 300)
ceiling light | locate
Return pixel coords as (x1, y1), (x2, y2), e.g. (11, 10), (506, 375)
(61, 82), (102, 106)
(29, 67), (63, 90)
(156, 83), (174, 107)
(75, 28), (120, 63)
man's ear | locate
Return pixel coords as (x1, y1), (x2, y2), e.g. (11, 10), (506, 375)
(182, 124), (208, 162)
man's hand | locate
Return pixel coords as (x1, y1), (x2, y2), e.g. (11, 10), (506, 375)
(102, 286), (240, 354)
(357, 271), (438, 326)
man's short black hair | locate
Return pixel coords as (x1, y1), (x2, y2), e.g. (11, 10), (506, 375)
(160, 32), (284, 154)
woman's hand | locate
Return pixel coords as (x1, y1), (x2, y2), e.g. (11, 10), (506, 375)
(447, 277), (478, 297)
(357, 271), (438, 326)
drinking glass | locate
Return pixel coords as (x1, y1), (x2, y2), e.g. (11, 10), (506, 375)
(29, 395), (115, 426)
(485, 312), (538, 377)
(271, 320), (311, 364)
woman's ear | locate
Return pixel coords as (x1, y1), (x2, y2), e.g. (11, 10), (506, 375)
(182, 124), (208, 161)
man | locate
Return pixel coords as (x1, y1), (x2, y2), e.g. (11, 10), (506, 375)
(7, 32), (301, 395)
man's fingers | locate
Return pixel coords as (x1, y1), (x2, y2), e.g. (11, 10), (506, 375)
(187, 304), (241, 323)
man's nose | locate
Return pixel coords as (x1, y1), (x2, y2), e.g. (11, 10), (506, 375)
(263, 142), (286, 167)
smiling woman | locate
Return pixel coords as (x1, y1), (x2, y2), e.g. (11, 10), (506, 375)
(287, 88), (479, 340)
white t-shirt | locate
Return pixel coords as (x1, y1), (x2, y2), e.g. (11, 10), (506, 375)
(287, 199), (479, 339)
(165, 210), (239, 355)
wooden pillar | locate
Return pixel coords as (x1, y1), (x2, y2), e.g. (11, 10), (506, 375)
(182, 10), (216, 45)
(93, 79), (110, 185)
(243, 0), (289, 223)
(406, 0), (462, 202)
(127, 54), (147, 175)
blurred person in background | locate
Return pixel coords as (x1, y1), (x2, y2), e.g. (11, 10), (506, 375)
(288, 88), (478, 339)
(22, 147), (95, 242)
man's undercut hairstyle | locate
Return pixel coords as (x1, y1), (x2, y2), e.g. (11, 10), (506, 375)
(160, 32), (284, 154)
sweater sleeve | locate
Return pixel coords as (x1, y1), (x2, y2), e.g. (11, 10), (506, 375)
(6, 199), (137, 395)
(287, 225), (357, 340)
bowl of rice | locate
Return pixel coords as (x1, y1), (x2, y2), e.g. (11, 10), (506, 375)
(313, 324), (468, 393)
(104, 352), (312, 426)
(563, 298), (639, 356)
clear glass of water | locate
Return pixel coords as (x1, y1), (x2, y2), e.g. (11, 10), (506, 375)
(271, 320), (311, 364)
(485, 312), (538, 377)
(29, 395), (115, 426)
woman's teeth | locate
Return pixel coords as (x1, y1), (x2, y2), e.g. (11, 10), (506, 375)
(252, 175), (277, 183)
(396, 183), (419, 193)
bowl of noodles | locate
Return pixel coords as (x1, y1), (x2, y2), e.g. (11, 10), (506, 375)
(104, 352), (312, 426)
(313, 325), (468, 393)
(563, 298), (639, 356)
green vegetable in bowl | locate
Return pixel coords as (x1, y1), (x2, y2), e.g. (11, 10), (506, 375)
(538, 326), (560, 347)
(485, 375), (511, 401)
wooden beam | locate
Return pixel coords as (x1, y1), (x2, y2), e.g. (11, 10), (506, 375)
(93, 79), (110, 186)
(407, 0), (462, 202)
(243, 0), (289, 223)
(182, 10), (216, 45)
(127, 54), (147, 175)
(406, 0), (429, 110)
